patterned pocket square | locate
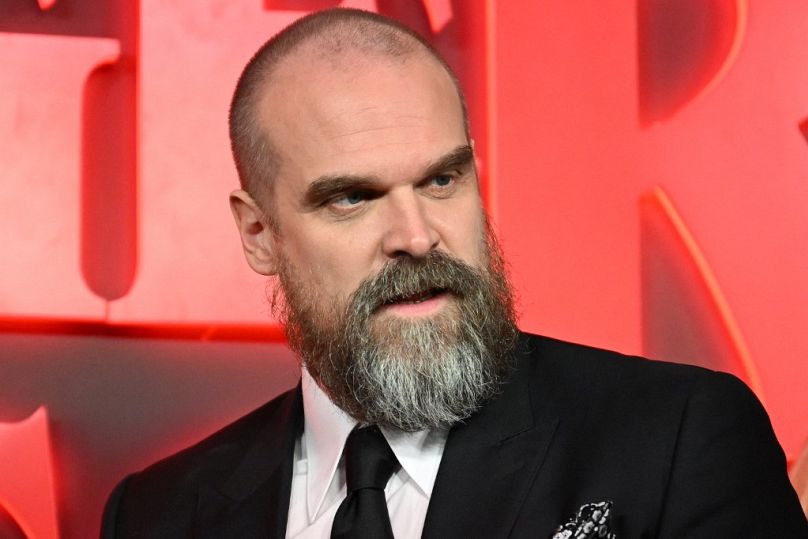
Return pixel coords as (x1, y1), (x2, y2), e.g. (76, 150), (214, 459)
(551, 500), (616, 539)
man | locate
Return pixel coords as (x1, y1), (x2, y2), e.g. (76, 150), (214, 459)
(101, 8), (807, 538)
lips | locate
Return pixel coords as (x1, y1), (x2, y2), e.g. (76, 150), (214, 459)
(385, 287), (446, 305)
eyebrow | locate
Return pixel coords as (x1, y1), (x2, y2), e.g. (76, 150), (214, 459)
(422, 144), (475, 180)
(301, 144), (474, 210)
(302, 175), (381, 210)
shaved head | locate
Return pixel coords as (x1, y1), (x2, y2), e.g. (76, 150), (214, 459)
(228, 8), (467, 212)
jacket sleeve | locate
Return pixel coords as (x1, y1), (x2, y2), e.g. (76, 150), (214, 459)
(657, 371), (808, 538)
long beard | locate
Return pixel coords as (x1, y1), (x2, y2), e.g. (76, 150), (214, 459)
(274, 229), (518, 432)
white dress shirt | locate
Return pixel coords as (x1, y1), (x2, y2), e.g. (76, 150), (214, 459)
(285, 370), (448, 538)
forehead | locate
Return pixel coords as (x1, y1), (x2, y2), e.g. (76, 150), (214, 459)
(258, 49), (467, 190)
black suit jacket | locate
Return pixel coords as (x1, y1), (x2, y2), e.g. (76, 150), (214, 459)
(101, 333), (807, 538)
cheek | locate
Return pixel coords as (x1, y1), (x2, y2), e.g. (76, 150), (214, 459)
(291, 228), (378, 299)
(443, 205), (487, 265)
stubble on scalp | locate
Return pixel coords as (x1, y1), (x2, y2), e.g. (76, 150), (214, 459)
(272, 224), (519, 432)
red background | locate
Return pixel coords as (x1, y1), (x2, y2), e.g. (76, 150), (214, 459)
(1, 1), (806, 537)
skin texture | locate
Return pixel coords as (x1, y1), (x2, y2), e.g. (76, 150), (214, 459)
(229, 48), (485, 318)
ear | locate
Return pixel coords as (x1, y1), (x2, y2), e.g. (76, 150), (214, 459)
(229, 189), (279, 276)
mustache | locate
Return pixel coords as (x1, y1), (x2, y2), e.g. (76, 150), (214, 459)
(348, 251), (483, 317)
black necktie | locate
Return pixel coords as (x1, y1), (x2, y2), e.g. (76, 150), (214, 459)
(330, 426), (400, 539)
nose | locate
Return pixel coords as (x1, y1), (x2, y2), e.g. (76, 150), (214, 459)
(381, 191), (440, 259)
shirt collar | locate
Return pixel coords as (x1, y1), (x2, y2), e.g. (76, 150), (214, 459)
(301, 369), (356, 522)
(300, 369), (448, 521)
(380, 425), (447, 497)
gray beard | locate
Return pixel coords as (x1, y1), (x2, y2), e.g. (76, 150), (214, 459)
(338, 310), (510, 431)
(275, 234), (518, 432)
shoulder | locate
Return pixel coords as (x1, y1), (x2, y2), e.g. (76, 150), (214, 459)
(513, 332), (777, 479)
(515, 332), (806, 536)
(101, 385), (301, 536)
(130, 384), (300, 490)
(515, 331), (771, 448)
(516, 331), (750, 407)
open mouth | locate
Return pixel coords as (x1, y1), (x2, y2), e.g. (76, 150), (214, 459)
(385, 287), (447, 306)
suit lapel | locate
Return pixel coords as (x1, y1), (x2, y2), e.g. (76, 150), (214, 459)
(196, 385), (303, 539)
(422, 336), (559, 539)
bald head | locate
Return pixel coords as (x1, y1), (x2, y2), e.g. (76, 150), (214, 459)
(228, 8), (467, 209)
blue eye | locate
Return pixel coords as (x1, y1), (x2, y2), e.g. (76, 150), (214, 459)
(334, 191), (364, 207)
(432, 175), (453, 187)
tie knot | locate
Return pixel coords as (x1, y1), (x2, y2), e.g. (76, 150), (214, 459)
(343, 426), (399, 492)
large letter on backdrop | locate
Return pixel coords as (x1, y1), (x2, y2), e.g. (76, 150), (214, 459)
(0, 407), (58, 539)
(0, 33), (119, 320)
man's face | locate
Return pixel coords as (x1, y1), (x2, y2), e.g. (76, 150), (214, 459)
(233, 49), (517, 430)
(262, 51), (486, 313)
